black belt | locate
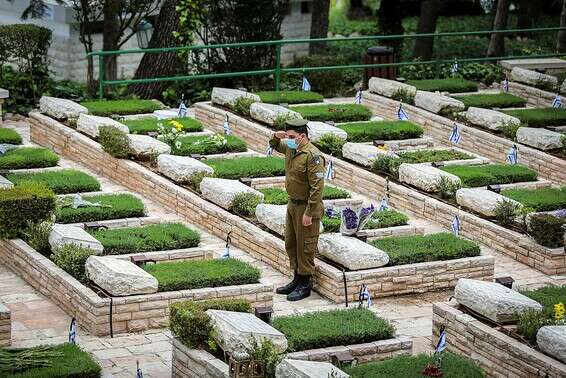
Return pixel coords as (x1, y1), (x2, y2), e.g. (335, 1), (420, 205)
(289, 198), (307, 204)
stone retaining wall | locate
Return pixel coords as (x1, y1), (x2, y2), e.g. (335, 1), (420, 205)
(432, 301), (566, 378)
(0, 300), (10, 347)
(506, 81), (557, 107)
(192, 103), (565, 275)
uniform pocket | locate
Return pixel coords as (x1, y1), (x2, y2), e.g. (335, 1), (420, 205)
(303, 236), (319, 257)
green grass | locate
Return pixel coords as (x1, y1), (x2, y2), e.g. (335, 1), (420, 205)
(397, 149), (473, 164)
(371, 233), (481, 266)
(453, 93), (527, 109)
(290, 104), (372, 122)
(364, 209), (410, 230)
(0, 128), (22, 144)
(501, 187), (566, 212)
(6, 169), (100, 194)
(0, 147), (59, 169)
(272, 308), (395, 352)
(344, 352), (485, 378)
(407, 78), (478, 93)
(502, 108), (566, 127)
(81, 99), (163, 117)
(336, 121), (423, 142)
(441, 164), (538, 187)
(259, 186), (350, 205)
(122, 117), (203, 134)
(92, 223), (200, 255)
(255, 90), (324, 104)
(0, 343), (101, 378)
(144, 258), (261, 292)
(205, 156), (285, 179)
(56, 193), (145, 223)
(175, 134), (247, 156)
(518, 285), (566, 344)
(522, 285), (566, 318)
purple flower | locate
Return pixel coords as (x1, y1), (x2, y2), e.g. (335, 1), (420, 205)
(342, 208), (359, 230)
(552, 208), (566, 218)
(326, 207), (339, 218)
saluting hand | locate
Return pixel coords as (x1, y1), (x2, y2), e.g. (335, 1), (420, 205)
(302, 214), (312, 227)
(274, 131), (287, 139)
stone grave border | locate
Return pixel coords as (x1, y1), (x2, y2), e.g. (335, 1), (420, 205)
(505, 80), (559, 108)
(0, 300), (10, 347)
(28, 112), (495, 302)
(191, 103), (564, 275)
(432, 301), (566, 378)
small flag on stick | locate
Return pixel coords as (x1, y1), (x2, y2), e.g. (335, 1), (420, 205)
(324, 160), (334, 181)
(449, 123), (461, 144)
(552, 94), (562, 108)
(354, 90), (362, 104)
(435, 325), (447, 354)
(506, 144), (518, 165)
(223, 114), (232, 135)
(450, 215), (460, 236)
(451, 58), (459, 75)
(136, 361), (144, 378)
(397, 102), (409, 121)
(378, 197), (389, 211)
(266, 142), (273, 156)
(222, 232), (232, 259)
(68, 317), (77, 344)
(359, 284), (372, 308)
(301, 75), (311, 91)
(503, 76), (509, 92)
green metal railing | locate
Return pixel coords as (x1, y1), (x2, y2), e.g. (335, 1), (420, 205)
(88, 26), (566, 98)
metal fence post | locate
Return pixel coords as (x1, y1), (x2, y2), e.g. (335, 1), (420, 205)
(98, 54), (104, 99)
(275, 44), (281, 92)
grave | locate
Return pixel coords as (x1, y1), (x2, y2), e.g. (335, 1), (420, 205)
(318, 233), (389, 270)
(157, 154), (214, 183)
(76, 114), (129, 138)
(250, 103), (302, 126)
(39, 96), (88, 120)
(200, 177), (264, 210)
(48, 224), (104, 254)
(211, 87), (261, 109)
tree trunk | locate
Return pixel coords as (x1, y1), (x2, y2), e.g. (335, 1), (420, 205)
(309, 0), (330, 54)
(132, 0), (181, 99)
(517, 0), (532, 31)
(102, 0), (120, 85)
(412, 0), (440, 60)
(487, 0), (510, 58)
(350, 0), (362, 8)
(558, 0), (566, 53)
(377, 0), (404, 52)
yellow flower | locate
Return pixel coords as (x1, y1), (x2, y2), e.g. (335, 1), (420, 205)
(555, 303), (565, 321)
(169, 120), (184, 132)
(376, 145), (387, 151)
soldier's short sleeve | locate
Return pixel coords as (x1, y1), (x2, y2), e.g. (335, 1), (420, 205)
(305, 152), (326, 217)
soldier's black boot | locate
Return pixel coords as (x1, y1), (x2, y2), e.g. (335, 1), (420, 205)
(287, 275), (311, 301)
(276, 271), (300, 295)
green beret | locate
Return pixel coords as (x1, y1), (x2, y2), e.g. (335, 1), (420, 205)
(285, 118), (308, 130)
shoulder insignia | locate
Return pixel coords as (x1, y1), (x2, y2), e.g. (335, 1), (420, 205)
(312, 154), (321, 165)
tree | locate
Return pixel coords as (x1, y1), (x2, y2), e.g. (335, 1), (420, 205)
(377, 0), (404, 53)
(558, 0), (566, 53)
(487, 0), (510, 58)
(309, 0), (330, 54)
(412, 0), (440, 60)
(72, 0), (103, 95)
(102, 1), (120, 84)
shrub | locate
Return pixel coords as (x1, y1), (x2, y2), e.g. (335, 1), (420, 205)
(522, 285), (566, 317)
(122, 117), (203, 135)
(0, 128), (22, 144)
(272, 112), (301, 130)
(232, 192), (262, 217)
(51, 244), (96, 284)
(170, 298), (252, 348)
(272, 308), (395, 352)
(233, 96), (256, 117)
(502, 187), (566, 212)
(397, 149), (473, 163)
(23, 220), (53, 256)
(406, 78), (478, 93)
(205, 156), (285, 179)
(56, 193), (145, 223)
(92, 223), (200, 255)
(337, 121), (423, 142)
(189, 171), (210, 193)
(493, 199), (522, 226)
(501, 122), (521, 139)
(259, 186), (350, 205)
(99, 126), (132, 159)
(518, 285), (566, 343)
(371, 232), (481, 266)
(371, 155), (402, 176)
(0, 147), (59, 169)
(290, 104), (372, 123)
(502, 108), (566, 128)
(440, 164), (537, 187)
(7, 169), (100, 195)
(391, 88), (415, 104)
(452, 93), (527, 109)
(247, 339), (283, 378)
(255, 90), (324, 104)
(517, 309), (554, 345)
(321, 215), (341, 233)
(527, 214), (566, 248)
(80, 99), (163, 117)
(0, 182), (55, 239)
(144, 258), (261, 292)
(364, 209), (410, 229)
(314, 134), (345, 157)
(175, 134), (247, 156)
(437, 175), (461, 199)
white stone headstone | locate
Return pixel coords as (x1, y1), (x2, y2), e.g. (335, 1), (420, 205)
(39, 96), (88, 120)
(368, 77), (417, 99)
(211, 87), (261, 109)
(318, 233), (389, 270)
(48, 224), (104, 254)
(255, 204), (323, 236)
(414, 90), (465, 114)
(249, 103), (302, 126)
(200, 177), (264, 210)
(462, 107), (521, 131)
(456, 188), (522, 217)
(77, 114), (129, 138)
(537, 326), (566, 364)
(275, 359), (350, 378)
(398, 163), (461, 193)
(127, 134), (171, 158)
(306, 121), (348, 143)
(85, 256), (158, 296)
(157, 154), (214, 183)
(342, 142), (388, 167)
(516, 127), (564, 151)
(510, 67), (558, 88)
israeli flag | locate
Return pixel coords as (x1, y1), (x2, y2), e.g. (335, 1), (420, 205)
(397, 102), (409, 121)
(324, 160), (334, 181)
(302, 75), (311, 91)
(506, 145), (518, 165)
(552, 94), (562, 108)
(503, 76), (509, 93)
(450, 215), (460, 236)
(68, 317), (77, 344)
(136, 361), (144, 378)
(451, 58), (459, 75)
(449, 123), (461, 144)
(222, 233), (231, 259)
(266, 142), (273, 156)
(435, 326), (447, 354)
(178, 101), (188, 118)
(378, 197), (389, 211)
(360, 284), (372, 307)
(354, 90), (362, 105)
(223, 114), (232, 135)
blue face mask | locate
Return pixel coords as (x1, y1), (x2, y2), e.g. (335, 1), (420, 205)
(287, 138), (298, 149)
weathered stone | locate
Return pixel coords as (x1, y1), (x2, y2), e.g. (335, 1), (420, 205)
(561, 79), (566, 95)
(127, 134), (171, 158)
(157, 154), (214, 183)
(0, 144), (20, 154)
(414, 90), (465, 114)
(454, 278), (543, 323)
(462, 107), (521, 131)
(255, 204), (323, 236)
(275, 359), (350, 378)
(200, 177), (264, 210)
(206, 310), (288, 355)
(306, 121), (348, 143)
(85, 256), (158, 296)
(318, 233), (389, 270)
(153, 109), (181, 119)
(210, 87), (261, 109)
(398, 163), (461, 193)
(456, 188), (522, 217)
(537, 326), (566, 363)
(368, 77), (417, 99)
(0, 175), (13, 189)
(510, 67), (558, 88)
(516, 127), (564, 151)
(76, 114), (129, 138)
(48, 224), (104, 254)
(39, 96), (88, 120)
(249, 103), (302, 126)
(342, 142), (388, 167)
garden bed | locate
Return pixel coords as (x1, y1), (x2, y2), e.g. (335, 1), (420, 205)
(441, 164), (538, 187)
(336, 120), (423, 142)
(205, 156), (285, 179)
(290, 104), (372, 122)
(56, 192), (145, 223)
(452, 92), (527, 109)
(518, 285), (566, 344)
(175, 134), (247, 156)
(0, 147), (59, 170)
(501, 186), (566, 212)
(254, 90), (324, 104)
(322, 208), (410, 234)
(122, 117), (204, 134)
(80, 99), (164, 117)
(502, 108), (566, 128)
(406, 78), (478, 93)
(0, 128), (22, 145)
(6, 169), (100, 194)
(259, 186), (350, 205)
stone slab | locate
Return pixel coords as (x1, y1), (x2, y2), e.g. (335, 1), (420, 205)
(157, 154), (214, 183)
(0, 175), (13, 189)
(318, 233), (389, 270)
(461, 107), (521, 131)
(76, 114), (129, 138)
(306, 121), (348, 143)
(537, 326), (566, 364)
(510, 67), (558, 88)
(516, 127), (564, 151)
(250, 103), (302, 126)
(39, 96), (88, 120)
(127, 134), (171, 158)
(414, 90), (465, 114)
(368, 77), (417, 99)
(398, 163), (461, 193)
(456, 188), (522, 217)
(200, 177), (264, 210)
(275, 359), (350, 378)
(500, 58), (566, 70)
(48, 223), (104, 254)
(255, 203), (323, 236)
(211, 87), (261, 109)
(342, 142), (387, 167)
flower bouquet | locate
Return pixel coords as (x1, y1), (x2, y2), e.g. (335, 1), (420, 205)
(340, 204), (375, 236)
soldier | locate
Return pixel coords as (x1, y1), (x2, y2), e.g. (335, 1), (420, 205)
(269, 118), (325, 301)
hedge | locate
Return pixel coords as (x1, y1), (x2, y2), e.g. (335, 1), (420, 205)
(502, 187), (566, 212)
(0, 128), (22, 144)
(122, 117), (203, 134)
(321, 215), (341, 232)
(406, 78), (479, 93)
(259, 186), (350, 205)
(452, 93), (527, 109)
(6, 169), (101, 194)
(0, 147), (59, 169)
(290, 104), (372, 122)
(441, 164), (538, 187)
(56, 193), (145, 223)
(255, 90), (324, 104)
(503, 108), (566, 127)
(0, 344), (101, 378)
(175, 134), (247, 156)
(272, 308), (395, 352)
(92, 223), (201, 255)
(397, 149), (473, 163)
(371, 232), (481, 266)
(336, 121), (423, 142)
(527, 213), (566, 248)
(518, 285), (566, 343)
(205, 156), (285, 179)
(80, 99), (163, 117)
(144, 258), (261, 292)
(51, 244), (96, 284)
